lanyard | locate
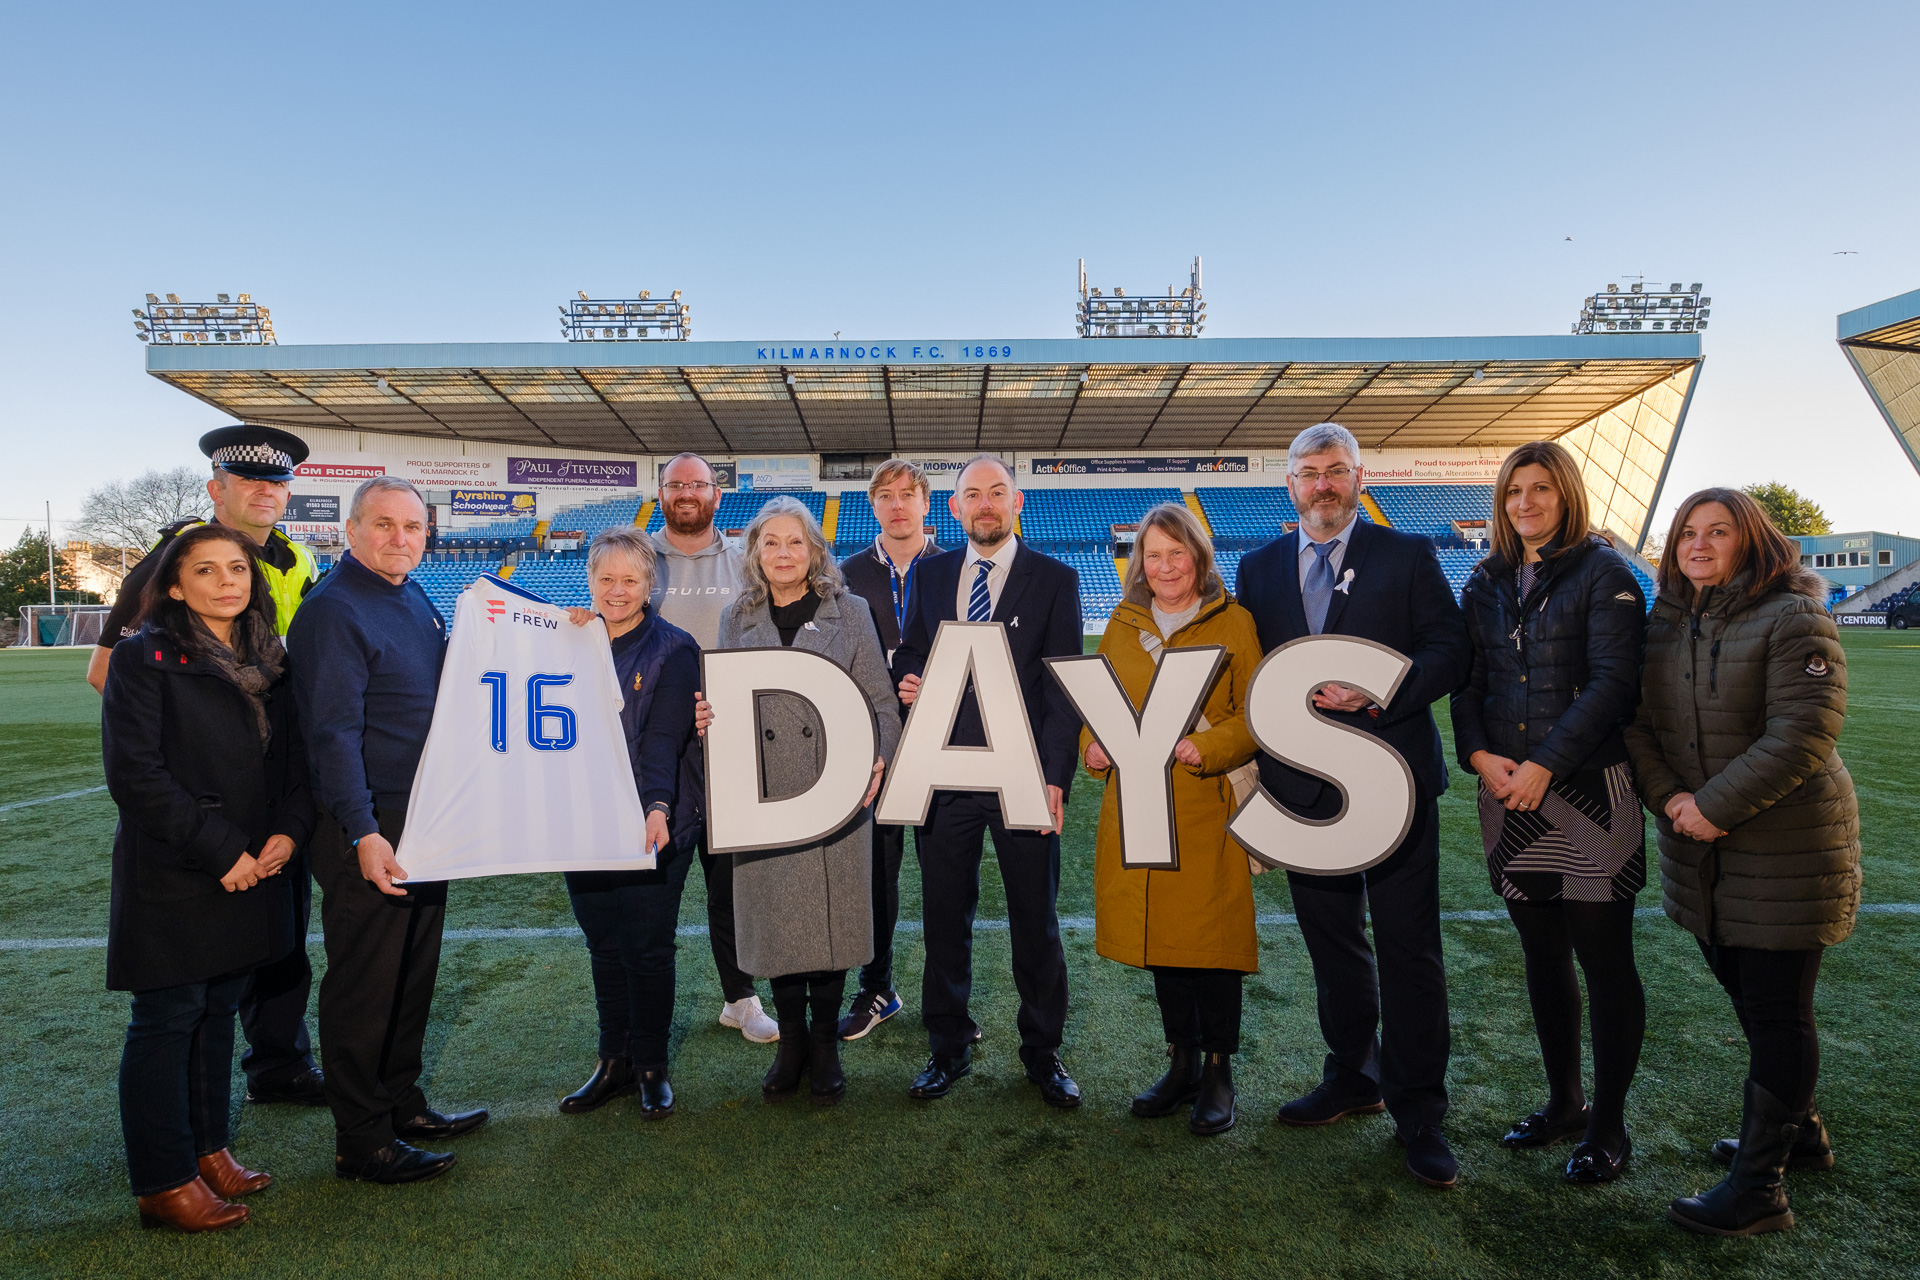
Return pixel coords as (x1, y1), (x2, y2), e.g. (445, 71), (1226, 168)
(881, 539), (921, 638)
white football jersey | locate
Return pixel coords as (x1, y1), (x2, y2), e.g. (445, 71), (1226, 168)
(396, 574), (652, 881)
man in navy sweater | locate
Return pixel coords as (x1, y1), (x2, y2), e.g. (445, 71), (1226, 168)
(1235, 423), (1471, 1188)
(289, 477), (489, 1185)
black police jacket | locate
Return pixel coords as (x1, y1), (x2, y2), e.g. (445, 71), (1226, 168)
(1451, 536), (1647, 779)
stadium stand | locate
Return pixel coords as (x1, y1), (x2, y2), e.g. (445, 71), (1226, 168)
(409, 561), (498, 617)
(1195, 487), (1299, 544)
(502, 560), (593, 606)
(543, 494), (643, 535)
(645, 490), (827, 534)
(1056, 549), (1125, 619)
(1016, 488), (1185, 546)
(832, 491), (880, 550)
(1367, 484), (1495, 541)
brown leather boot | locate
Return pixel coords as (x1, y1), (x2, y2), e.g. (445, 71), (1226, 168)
(136, 1176), (249, 1232)
(198, 1148), (273, 1198)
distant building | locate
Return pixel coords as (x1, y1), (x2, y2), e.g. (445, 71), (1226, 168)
(1794, 531), (1920, 597)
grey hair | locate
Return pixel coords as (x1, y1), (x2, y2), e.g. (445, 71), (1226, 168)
(1287, 422), (1361, 473)
(348, 475), (426, 522)
(586, 525), (658, 589)
(739, 495), (843, 608)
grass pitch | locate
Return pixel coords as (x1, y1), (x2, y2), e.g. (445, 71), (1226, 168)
(2, 635), (1917, 1279)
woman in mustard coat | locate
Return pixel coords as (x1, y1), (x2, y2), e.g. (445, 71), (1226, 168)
(1081, 502), (1262, 1136)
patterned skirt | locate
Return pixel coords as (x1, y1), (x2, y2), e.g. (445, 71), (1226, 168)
(1478, 761), (1646, 903)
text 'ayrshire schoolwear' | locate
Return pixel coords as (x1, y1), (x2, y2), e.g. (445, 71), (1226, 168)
(396, 575), (649, 880)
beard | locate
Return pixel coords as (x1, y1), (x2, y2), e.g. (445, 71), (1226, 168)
(663, 496), (716, 537)
(963, 513), (1009, 551)
(1298, 489), (1358, 535)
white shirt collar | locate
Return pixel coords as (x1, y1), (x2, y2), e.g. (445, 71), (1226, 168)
(963, 535), (1019, 572)
(1300, 512), (1359, 554)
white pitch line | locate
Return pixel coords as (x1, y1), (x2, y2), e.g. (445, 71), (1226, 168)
(4, 903), (1916, 952)
(0, 785), (108, 813)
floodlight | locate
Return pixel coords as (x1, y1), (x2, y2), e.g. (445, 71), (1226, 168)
(785, 373), (796, 387)
(1691, 283), (1702, 292)
(1669, 283), (1681, 292)
(237, 294), (250, 303)
(1700, 297), (1710, 306)
(217, 293), (230, 303)
(145, 293), (160, 304)
(1473, 368), (1486, 380)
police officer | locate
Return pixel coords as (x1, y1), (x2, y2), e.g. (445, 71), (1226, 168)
(88, 424), (327, 1107)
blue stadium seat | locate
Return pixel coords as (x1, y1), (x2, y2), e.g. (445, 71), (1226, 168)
(644, 491), (828, 536)
(1367, 485), (1494, 541)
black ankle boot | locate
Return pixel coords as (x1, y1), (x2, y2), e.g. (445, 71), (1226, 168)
(635, 1063), (674, 1118)
(1669, 1079), (1801, 1236)
(808, 1028), (847, 1106)
(559, 1057), (635, 1114)
(1131, 1044), (1202, 1118)
(1189, 1052), (1237, 1137)
(762, 1033), (809, 1100)
(1712, 1098), (1833, 1170)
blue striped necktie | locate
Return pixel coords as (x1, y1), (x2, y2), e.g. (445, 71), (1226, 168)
(967, 560), (992, 621)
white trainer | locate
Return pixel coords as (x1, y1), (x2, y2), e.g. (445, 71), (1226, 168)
(719, 995), (779, 1044)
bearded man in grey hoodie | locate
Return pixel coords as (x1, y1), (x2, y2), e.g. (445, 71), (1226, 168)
(648, 452), (776, 1043)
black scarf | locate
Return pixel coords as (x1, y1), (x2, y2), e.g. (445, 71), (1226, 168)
(189, 611), (286, 749)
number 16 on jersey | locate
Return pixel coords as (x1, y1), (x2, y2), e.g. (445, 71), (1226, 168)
(479, 671), (578, 753)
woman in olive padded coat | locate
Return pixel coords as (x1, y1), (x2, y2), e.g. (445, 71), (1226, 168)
(1626, 487), (1859, 1238)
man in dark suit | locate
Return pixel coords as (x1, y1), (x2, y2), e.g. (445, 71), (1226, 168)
(836, 458), (942, 1041)
(891, 454), (1084, 1107)
(1235, 422), (1471, 1187)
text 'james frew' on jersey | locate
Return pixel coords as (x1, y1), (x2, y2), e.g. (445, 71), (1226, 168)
(395, 575), (650, 881)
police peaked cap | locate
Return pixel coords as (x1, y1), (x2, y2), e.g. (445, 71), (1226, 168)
(199, 424), (309, 481)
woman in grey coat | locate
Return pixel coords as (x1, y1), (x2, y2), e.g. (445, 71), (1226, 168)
(713, 496), (902, 1105)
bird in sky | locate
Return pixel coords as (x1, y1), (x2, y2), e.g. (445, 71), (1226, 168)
(1565, 236), (1573, 241)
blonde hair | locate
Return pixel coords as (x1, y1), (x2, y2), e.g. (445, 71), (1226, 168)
(1122, 502), (1224, 606)
(1490, 440), (1591, 565)
(739, 496), (843, 608)
(586, 526), (658, 591)
(867, 458), (930, 500)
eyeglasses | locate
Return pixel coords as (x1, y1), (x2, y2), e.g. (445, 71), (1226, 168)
(1292, 465), (1354, 484)
(660, 481), (714, 495)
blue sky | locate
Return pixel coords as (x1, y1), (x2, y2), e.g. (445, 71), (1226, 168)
(3, 1), (1917, 545)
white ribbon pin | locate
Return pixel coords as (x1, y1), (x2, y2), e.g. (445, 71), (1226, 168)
(1334, 569), (1356, 595)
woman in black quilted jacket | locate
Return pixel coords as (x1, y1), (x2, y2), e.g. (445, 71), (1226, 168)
(1627, 488), (1858, 1238)
(1453, 440), (1648, 1184)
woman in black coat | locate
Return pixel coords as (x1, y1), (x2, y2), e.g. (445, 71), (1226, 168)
(101, 523), (314, 1233)
(1451, 441), (1648, 1183)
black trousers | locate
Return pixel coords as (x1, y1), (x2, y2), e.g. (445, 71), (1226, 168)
(237, 851), (317, 1087)
(696, 827), (757, 1004)
(917, 791), (1069, 1060)
(311, 806), (448, 1161)
(566, 840), (693, 1066)
(1148, 966), (1244, 1055)
(857, 820), (908, 996)
(1698, 940), (1824, 1113)
(1284, 794), (1449, 1129)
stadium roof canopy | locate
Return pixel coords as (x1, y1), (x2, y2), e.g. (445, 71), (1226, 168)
(147, 332), (1702, 545)
(1838, 287), (1920, 476)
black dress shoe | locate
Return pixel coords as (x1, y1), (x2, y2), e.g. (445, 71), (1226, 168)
(1024, 1051), (1082, 1109)
(1396, 1125), (1459, 1188)
(395, 1107), (488, 1141)
(1501, 1104), (1590, 1149)
(1132, 1044), (1203, 1119)
(636, 1064), (674, 1118)
(246, 1066), (328, 1107)
(559, 1058), (635, 1114)
(908, 1049), (972, 1100)
(1189, 1053), (1236, 1137)
(1276, 1082), (1386, 1127)
(335, 1140), (455, 1185)
(1564, 1133), (1631, 1184)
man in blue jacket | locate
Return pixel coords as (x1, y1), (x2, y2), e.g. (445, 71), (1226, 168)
(890, 454), (1084, 1108)
(288, 476), (489, 1185)
(1235, 423), (1471, 1188)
